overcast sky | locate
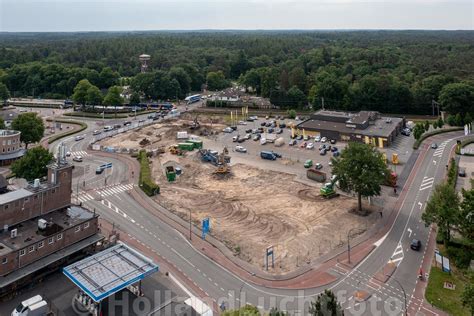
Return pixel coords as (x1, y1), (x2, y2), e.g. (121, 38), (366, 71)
(0, 0), (472, 32)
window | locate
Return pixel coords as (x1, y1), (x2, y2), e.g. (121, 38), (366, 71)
(57, 233), (63, 240)
(19, 249), (25, 256)
(74, 226), (81, 233)
(2, 258), (7, 264)
(52, 189), (56, 194)
(24, 197), (29, 203)
(7, 140), (11, 145)
(4, 204), (8, 210)
(2, 140), (5, 146)
(48, 237), (54, 244)
(38, 241), (44, 249)
(84, 222), (90, 229)
(28, 245), (35, 253)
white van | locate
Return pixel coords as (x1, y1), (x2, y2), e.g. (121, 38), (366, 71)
(11, 295), (47, 316)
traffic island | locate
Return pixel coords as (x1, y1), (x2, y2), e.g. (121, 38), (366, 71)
(354, 290), (371, 302)
(372, 261), (397, 283)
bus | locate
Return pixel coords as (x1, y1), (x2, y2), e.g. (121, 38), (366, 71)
(185, 94), (201, 105)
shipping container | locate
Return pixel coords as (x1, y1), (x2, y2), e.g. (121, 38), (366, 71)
(178, 142), (195, 151)
(306, 169), (327, 182)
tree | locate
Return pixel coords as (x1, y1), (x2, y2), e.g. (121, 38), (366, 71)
(269, 307), (287, 316)
(72, 79), (93, 106)
(413, 123), (425, 140)
(129, 92), (140, 106)
(86, 85), (102, 110)
(287, 86), (307, 109)
(11, 147), (54, 181)
(424, 120), (430, 132)
(439, 82), (474, 116)
(437, 117), (444, 129)
(98, 67), (119, 89)
(102, 86), (123, 106)
(0, 117), (5, 129)
(465, 113), (473, 125)
(331, 142), (388, 214)
(458, 188), (474, 241)
(11, 112), (45, 149)
(446, 114), (456, 126)
(422, 182), (460, 245)
(461, 275), (474, 316)
(309, 290), (343, 316)
(206, 71), (228, 91)
(455, 113), (463, 126)
(0, 82), (10, 106)
(288, 109), (296, 119)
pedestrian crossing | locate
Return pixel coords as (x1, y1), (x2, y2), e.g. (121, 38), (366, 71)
(433, 140), (448, 157)
(419, 177), (434, 191)
(390, 243), (404, 265)
(68, 150), (89, 157)
(74, 183), (135, 203)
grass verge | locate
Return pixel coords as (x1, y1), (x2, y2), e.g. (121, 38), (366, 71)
(425, 266), (470, 316)
(46, 119), (87, 144)
(137, 150), (160, 196)
(413, 127), (464, 149)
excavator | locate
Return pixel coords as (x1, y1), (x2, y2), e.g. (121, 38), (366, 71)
(169, 145), (184, 156)
(320, 176), (340, 199)
(189, 114), (200, 130)
(214, 147), (230, 174)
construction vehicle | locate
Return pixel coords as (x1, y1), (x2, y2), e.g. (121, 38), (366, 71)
(199, 148), (230, 166)
(169, 145), (184, 156)
(214, 147), (230, 174)
(189, 114), (200, 130)
(320, 176), (339, 199)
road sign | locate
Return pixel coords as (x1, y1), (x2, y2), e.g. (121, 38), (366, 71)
(265, 246), (274, 271)
(202, 217), (210, 239)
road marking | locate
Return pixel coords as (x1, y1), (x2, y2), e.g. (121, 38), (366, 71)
(407, 228), (412, 238)
(170, 248), (196, 268)
(419, 177), (434, 191)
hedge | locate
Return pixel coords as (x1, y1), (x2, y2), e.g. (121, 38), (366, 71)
(413, 127), (464, 149)
(137, 150), (160, 196)
(455, 136), (474, 156)
(446, 157), (458, 188)
(46, 119), (88, 144)
(64, 112), (128, 119)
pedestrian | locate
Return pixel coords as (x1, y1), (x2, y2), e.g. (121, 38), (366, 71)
(379, 211), (383, 218)
(394, 187), (397, 195)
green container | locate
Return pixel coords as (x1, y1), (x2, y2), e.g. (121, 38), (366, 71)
(166, 166), (176, 182)
(178, 142), (195, 151)
(187, 139), (203, 149)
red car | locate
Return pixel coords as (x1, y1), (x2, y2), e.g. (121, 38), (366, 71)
(300, 142), (307, 148)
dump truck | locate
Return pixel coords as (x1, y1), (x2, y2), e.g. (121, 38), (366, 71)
(306, 169), (326, 182)
(166, 166), (176, 182)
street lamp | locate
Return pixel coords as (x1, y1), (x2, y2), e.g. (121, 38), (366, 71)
(189, 209), (192, 240)
(238, 283), (245, 309)
(386, 274), (407, 316)
(347, 227), (358, 264)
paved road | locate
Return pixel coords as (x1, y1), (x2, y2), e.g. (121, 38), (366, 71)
(51, 111), (463, 315)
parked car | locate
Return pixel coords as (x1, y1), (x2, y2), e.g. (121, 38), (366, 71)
(66, 151), (71, 157)
(223, 127), (233, 133)
(275, 128), (283, 134)
(315, 163), (323, 170)
(410, 239), (421, 251)
(330, 139), (336, 144)
(315, 135), (321, 142)
(297, 135), (303, 140)
(306, 142), (314, 150)
(289, 139), (297, 146)
(92, 130), (102, 136)
(333, 151), (340, 157)
(279, 123), (286, 128)
(319, 149), (327, 156)
(235, 145), (247, 153)
(232, 135), (240, 142)
(401, 128), (411, 136)
(321, 137), (327, 143)
(104, 125), (113, 131)
(260, 122), (267, 127)
(237, 138), (246, 143)
(261, 151), (276, 160)
(458, 168), (466, 177)
(304, 159), (313, 168)
(75, 135), (85, 141)
(11, 295), (47, 316)
(123, 121), (132, 126)
(245, 129), (252, 133)
(268, 128), (274, 133)
(303, 135), (309, 141)
(272, 151), (282, 158)
(331, 146), (338, 152)
(300, 142), (307, 148)
(244, 133), (251, 140)
(238, 120), (247, 125)
(253, 134), (261, 141)
(73, 156), (83, 162)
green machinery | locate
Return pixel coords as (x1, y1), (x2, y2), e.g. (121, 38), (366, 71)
(320, 177), (339, 199)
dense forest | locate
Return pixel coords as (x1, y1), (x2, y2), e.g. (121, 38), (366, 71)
(0, 31), (473, 116)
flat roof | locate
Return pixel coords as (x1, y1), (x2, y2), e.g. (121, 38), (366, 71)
(0, 188), (32, 205)
(297, 116), (403, 138)
(1, 205), (96, 251)
(63, 242), (159, 302)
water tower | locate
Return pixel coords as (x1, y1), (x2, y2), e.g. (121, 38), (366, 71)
(139, 54), (151, 73)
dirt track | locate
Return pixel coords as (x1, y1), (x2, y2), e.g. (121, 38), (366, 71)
(152, 156), (378, 273)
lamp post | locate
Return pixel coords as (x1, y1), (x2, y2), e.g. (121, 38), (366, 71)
(189, 209), (192, 240)
(238, 283), (245, 309)
(386, 274), (407, 316)
(347, 228), (357, 264)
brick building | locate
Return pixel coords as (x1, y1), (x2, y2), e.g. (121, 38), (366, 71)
(296, 110), (405, 148)
(0, 130), (25, 166)
(0, 147), (102, 295)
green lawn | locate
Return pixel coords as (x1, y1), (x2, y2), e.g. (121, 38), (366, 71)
(425, 266), (470, 316)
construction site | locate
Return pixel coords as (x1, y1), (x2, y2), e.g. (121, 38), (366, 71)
(97, 113), (380, 273)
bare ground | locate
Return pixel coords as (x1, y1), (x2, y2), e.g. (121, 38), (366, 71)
(152, 154), (378, 273)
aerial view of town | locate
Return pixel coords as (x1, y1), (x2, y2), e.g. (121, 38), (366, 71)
(0, 0), (472, 315)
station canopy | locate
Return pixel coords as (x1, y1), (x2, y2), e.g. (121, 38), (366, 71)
(63, 242), (158, 302)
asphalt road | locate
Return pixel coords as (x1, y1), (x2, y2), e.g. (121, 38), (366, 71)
(51, 109), (464, 315)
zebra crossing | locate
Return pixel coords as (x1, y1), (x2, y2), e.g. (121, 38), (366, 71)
(390, 243), (404, 265)
(433, 140), (448, 157)
(74, 183), (135, 203)
(68, 150), (89, 157)
(420, 176), (434, 191)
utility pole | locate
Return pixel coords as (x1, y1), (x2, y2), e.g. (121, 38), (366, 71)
(189, 210), (192, 240)
(321, 97), (325, 110)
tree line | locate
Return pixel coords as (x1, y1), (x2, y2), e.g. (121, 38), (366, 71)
(0, 31), (473, 116)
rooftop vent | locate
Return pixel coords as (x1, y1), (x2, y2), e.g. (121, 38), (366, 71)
(33, 179), (40, 188)
(10, 228), (17, 239)
(38, 219), (48, 230)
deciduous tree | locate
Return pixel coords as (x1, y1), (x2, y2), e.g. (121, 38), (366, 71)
(11, 147), (54, 181)
(331, 142), (389, 214)
(11, 112), (45, 148)
(0, 82), (10, 106)
(103, 86), (124, 106)
(309, 290), (343, 316)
